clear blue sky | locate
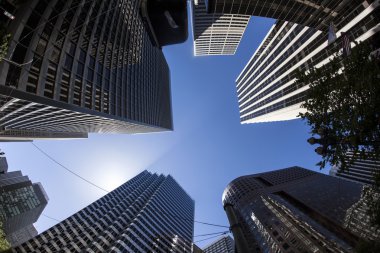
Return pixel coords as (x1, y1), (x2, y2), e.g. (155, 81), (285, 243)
(1, 16), (325, 248)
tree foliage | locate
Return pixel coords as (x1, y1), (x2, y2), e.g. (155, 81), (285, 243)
(0, 221), (10, 252)
(366, 172), (380, 228)
(0, 24), (11, 62)
(297, 42), (380, 170)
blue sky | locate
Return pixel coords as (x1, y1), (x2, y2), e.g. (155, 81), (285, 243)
(2, 16), (325, 248)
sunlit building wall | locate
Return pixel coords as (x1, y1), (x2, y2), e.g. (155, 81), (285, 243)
(191, 0), (250, 56)
(13, 170), (195, 253)
(206, 0), (358, 29)
(222, 166), (380, 252)
(235, 1), (380, 124)
(0, 0), (177, 141)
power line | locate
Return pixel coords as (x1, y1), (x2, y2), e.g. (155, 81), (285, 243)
(154, 209), (229, 228)
(31, 142), (109, 193)
(31, 143), (230, 229)
(194, 232), (229, 243)
(42, 214), (61, 222)
(194, 231), (230, 237)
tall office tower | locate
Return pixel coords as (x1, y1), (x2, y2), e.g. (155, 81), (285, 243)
(192, 244), (204, 253)
(236, 1), (380, 124)
(206, 0), (363, 29)
(192, 0), (250, 56)
(330, 152), (380, 185)
(222, 166), (380, 252)
(0, 154), (8, 173)
(0, 170), (48, 246)
(13, 170), (195, 253)
(203, 235), (235, 253)
(0, 0), (188, 141)
(6, 225), (38, 247)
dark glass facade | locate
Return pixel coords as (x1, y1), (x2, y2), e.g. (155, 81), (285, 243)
(203, 235), (235, 253)
(0, 169), (48, 246)
(13, 170), (195, 253)
(222, 166), (380, 252)
(0, 0), (175, 140)
(330, 151), (380, 185)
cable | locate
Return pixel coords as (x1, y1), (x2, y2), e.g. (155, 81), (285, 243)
(42, 214), (61, 222)
(154, 209), (230, 228)
(30, 143), (231, 229)
(31, 142), (110, 193)
(193, 232), (229, 243)
(193, 231), (230, 237)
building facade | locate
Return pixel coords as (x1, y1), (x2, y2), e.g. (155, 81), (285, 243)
(203, 235), (235, 253)
(0, 0), (187, 141)
(222, 166), (379, 252)
(0, 154), (8, 173)
(6, 224), (38, 247)
(192, 0), (250, 56)
(0, 168), (48, 246)
(207, 0), (364, 29)
(330, 151), (380, 185)
(235, 1), (380, 123)
(192, 243), (204, 253)
(13, 170), (195, 253)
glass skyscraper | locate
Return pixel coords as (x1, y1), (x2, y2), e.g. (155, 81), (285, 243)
(0, 167), (48, 246)
(206, 0), (362, 29)
(203, 235), (235, 253)
(13, 170), (195, 253)
(223, 166), (380, 252)
(0, 0), (187, 141)
(330, 151), (380, 185)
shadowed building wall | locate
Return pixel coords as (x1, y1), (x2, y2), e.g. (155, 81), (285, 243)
(222, 166), (380, 252)
(0, 0), (189, 140)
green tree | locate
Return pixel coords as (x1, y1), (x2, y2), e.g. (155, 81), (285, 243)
(366, 172), (380, 228)
(297, 42), (380, 170)
(297, 42), (380, 231)
(0, 221), (10, 252)
(0, 25), (10, 62)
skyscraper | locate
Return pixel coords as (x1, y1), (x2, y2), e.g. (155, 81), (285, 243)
(235, 1), (379, 123)
(222, 166), (380, 252)
(206, 1), (362, 29)
(203, 235), (235, 253)
(330, 151), (380, 185)
(13, 170), (195, 253)
(0, 168), (48, 246)
(0, 153), (8, 173)
(191, 0), (250, 56)
(0, 0), (187, 141)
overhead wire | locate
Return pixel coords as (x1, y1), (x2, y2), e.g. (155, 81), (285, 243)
(42, 214), (61, 222)
(31, 142), (110, 193)
(193, 231), (230, 237)
(30, 142), (231, 229)
(194, 232), (229, 243)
